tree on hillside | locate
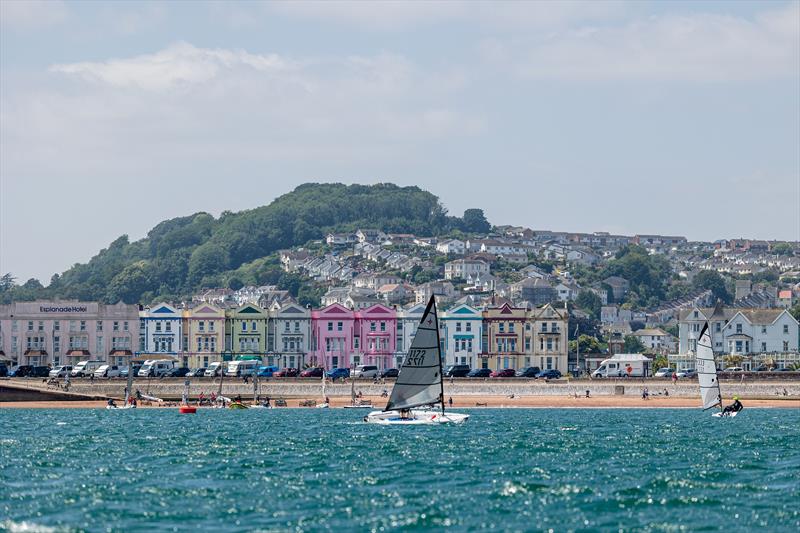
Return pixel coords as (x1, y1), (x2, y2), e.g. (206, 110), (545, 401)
(462, 208), (491, 233)
(106, 262), (152, 304)
(575, 290), (602, 319)
(602, 245), (671, 304)
(692, 270), (731, 303)
(623, 335), (646, 353)
(772, 243), (794, 256)
(0, 273), (16, 291)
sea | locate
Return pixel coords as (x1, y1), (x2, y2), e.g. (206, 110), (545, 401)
(1, 408), (798, 532)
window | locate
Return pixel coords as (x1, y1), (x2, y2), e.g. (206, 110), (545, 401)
(456, 322), (462, 332)
(693, 323), (700, 332)
(715, 322), (721, 332)
(242, 322), (247, 332)
(199, 321), (205, 332)
(54, 336), (60, 353)
(735, 340), (743, 352)
(97, 321), (103, 332)
(526, 323), (531, 331)
(80, 321), (86, 331)
(508, 323), (515, 333)
(38, 321), (44, 332)
(693, 311), (699, 318)
(124, 321), (129, 331)
(12, 320), (18, 332)
(294, 321), (300, 332)
(541, 323), (547, 333)
(761, 342), (767, 351)
(54, 321), (60, 331)
(736, 324), (742, 334)
(165, 322), (172, 332)
(284, 321), (290, 332)
(466, 322), (471, 332)
(337, 322), (343, 332)
(155, 322), (162, 332)
(498, 323), (504, 333)
(525, 339), (531, 351)
(113, 321), (119, 331)
(370, 322), (376, 332)
(208, 321), (214, 332)
(784, 341), (789, 351)
(551, 322), (558, 332)
(251, 321), (257, 331)
(761, 326), (767, 334)
(27, 321), (33, 331)
(784, 325), (789, 334)
(380, 322), (386, 332)
(327, 322), (333, 331)
(96, 336), (103, 352)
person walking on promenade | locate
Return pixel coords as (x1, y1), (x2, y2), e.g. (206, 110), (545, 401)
(672, 372), (678, 385)
(448, 396), (453, 407)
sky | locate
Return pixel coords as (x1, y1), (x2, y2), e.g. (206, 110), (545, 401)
(1, 0), (799, 283)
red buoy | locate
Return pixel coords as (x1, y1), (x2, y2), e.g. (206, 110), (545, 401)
(179, 405), (197, 414)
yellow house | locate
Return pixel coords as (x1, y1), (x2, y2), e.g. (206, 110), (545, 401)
(483, 303), (527, 370)
(525, 304), (569, 372)
(183, 304), (225, 369)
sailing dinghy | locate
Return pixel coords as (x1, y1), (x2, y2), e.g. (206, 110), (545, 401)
(316, 373), (330, 408)
(695, 323), (736, 417)
(364, 296), (468, 425)
(107, 365), (136, 409)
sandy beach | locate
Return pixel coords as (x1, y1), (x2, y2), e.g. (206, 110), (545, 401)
(2, 395), (798, 409)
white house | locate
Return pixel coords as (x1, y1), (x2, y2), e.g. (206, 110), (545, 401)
(139, 303), (183, 356)
(679, 306), (799, 365)
(269, 302), (311, 370)
(631, 328), (676, 353)
(441, 304), (483, 368)
(393, 302), (427, 368)
(444, 259), (489, 280)
(436, 239), (466, 255)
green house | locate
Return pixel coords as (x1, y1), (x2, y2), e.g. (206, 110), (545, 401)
(225, 304), (268, 361)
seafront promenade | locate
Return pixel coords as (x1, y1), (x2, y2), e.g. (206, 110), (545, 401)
(2, 377), (799, 408)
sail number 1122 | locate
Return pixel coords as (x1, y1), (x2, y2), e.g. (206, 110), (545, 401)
(405, 350), (427, 367)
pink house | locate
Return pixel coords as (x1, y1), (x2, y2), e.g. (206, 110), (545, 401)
(354, 303), (397, 370)
(310, 303), (356, 370)
(310, 303), (397, 371)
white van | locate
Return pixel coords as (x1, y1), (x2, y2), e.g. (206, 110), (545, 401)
(353, 365), (379, 379)
(94, 364), (121, 378)
(71, 360), (106, 377)
(204, 361), (224, 377)
(138, 359), (176, 377)
(226, 360), (260, 377)
(592, 354), (650, 378)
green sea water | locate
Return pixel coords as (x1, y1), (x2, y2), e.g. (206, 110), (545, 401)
(1, 408), (798, 532)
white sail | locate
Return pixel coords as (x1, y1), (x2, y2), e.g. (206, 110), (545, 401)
(385, 296), (443, 411)
(695, 323), (721, 411)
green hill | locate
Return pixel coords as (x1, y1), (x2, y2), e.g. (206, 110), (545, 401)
(1, 183), (489, 305)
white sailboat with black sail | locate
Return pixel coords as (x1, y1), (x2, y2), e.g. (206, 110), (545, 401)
(695, 322), (734, 417)
(107, 364), (136, 410)
(364, 296), (468, 425)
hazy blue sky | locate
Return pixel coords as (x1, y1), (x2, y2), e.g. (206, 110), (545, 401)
(1, 0), (798, 283)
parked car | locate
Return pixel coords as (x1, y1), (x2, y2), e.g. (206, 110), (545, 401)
(274, 368), (298, 378)
(326, 368), (350, 380)
(138, 359), (176, 378)
(444, 364), (471, 378)
(754, 364), (771, 372)
(189, 368), (207, 377)
(0, 363), (8, 377)
(536, 369), (562, 379)
(467, 368), (492, 378)
(71, 360), (106, 377)
(49, 365), (73, 378)
(204, 362), (225, 377)
(773, 367), (794, 372)
(723, 367), (744, 372)
(9, 365), (33, 377)
(166, 367), (191, 378)
(94, 365), (121, 378)
(353, 365), (379, 379)
(119, 365), (141, 378)
(491, 368), (516, 378)
(380, 368), (399, 378)
(257, 365), (280, 378)
(300, 367), (324, 378)
(676, 369), (697, 379)
(654, 367), (675, 378)
(516, 366), (541, 378)
(31, 366), (51, 378)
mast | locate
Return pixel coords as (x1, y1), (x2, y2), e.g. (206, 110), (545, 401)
(434, 297), (445, 415)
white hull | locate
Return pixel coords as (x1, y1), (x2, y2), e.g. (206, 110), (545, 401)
(364, 409), (469, 425)
(106, 405), (136, 410)
(316, 403), (330, 409)
(343, 404), (373, 409)
(712, 410), (739, 418)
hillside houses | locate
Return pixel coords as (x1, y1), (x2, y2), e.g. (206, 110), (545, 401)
(444, 259), (489, 280)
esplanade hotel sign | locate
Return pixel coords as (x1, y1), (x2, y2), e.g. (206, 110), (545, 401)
(0, 301), (138, 319)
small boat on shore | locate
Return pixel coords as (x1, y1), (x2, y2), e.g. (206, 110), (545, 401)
(364, 296), (469, 425)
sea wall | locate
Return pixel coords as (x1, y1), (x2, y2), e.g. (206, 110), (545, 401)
(4, 377), (799, 401)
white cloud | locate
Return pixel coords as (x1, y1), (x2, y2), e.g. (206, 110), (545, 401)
(512, 3), (800, 82)
(0, 0), (68, 29)
(49, 42), (288, 91)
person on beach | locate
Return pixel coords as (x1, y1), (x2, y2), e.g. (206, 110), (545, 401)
(664, 389), (669, 396)
(448, 397), (453, 407)
(585, 390), (590, 398)
(722, 396), (744, 415)
(672, 372), (678, 384)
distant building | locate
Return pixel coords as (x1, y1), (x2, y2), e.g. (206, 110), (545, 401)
(441, 303), (483, 369)
(603, 276), (630, 301)
(435, 239), (466, 255)
(630, 328), (675, 353)
(444, 259), (489, 280)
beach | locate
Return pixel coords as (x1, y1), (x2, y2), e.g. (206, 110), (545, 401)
(2, 395), (797, 409)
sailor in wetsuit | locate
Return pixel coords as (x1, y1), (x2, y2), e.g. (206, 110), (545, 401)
(722, 395), (743, 415)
